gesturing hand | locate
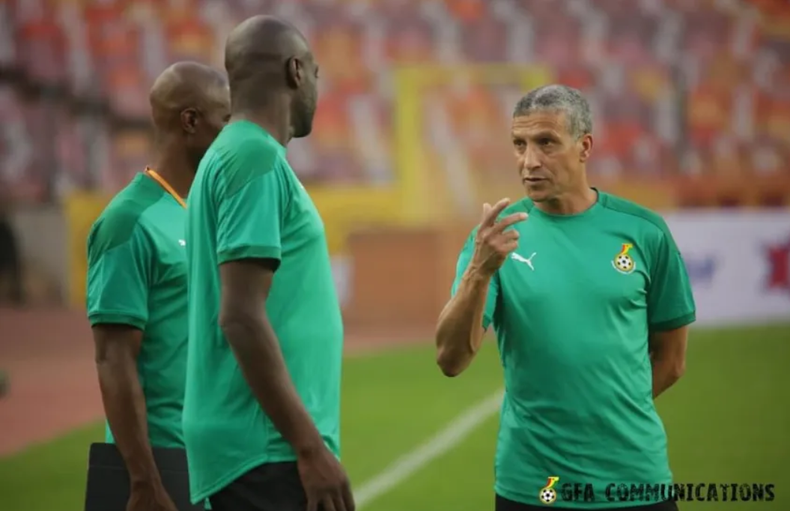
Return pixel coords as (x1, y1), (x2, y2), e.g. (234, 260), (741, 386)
(472, 198), (528, 277)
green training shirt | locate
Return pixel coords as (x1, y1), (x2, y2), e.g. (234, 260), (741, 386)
(86, 172), (189, 448)
(451, 191), (696, 509)
(183, 120), (344, 503)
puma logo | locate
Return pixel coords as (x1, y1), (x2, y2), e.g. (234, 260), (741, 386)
(511, 252), (536, 271)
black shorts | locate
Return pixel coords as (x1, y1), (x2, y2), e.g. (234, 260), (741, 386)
(495, 494), (679, 511)
(209, 462), (309, 511)
(84, 443), (201, 511)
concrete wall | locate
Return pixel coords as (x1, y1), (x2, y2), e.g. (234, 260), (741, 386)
(9, 206), (68, 303)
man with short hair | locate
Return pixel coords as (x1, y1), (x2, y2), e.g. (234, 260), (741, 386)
(183, 15), (353, 511)
(86, 61), (230, 511)
(435, 84), (695, 511)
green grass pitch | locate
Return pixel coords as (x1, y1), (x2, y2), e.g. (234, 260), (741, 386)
(0, 324), (788, 510)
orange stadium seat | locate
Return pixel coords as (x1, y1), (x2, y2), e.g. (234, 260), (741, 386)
(107, 65), (148, 118)
(687, 84), (732, 150)
(312, 26), (370, 93)
(165, 15), (214, 63)
(444, 0), (486, 23)
(313, 91), (352, 151)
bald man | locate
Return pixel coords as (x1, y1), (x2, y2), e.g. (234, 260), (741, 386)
(183, 16), (353, 511)
(86, 61), (229, 511)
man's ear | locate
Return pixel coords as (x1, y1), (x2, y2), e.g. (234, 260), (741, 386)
(181, 108), (198, 134)
(285, 57), (303, 89)
(579, 134), (593, 162)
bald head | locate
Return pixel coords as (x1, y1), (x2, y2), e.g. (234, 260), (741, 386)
(224, 16), (310, 85)
(149, 61), (230, 170)
(223, 16), (319, 139)
(149, 61), (228, 134)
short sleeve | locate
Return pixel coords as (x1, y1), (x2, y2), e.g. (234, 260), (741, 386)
(647, 222), (696, 332)
(450, 230), (499, 330)
(216, 140), (288, 266)
(86, 216), (151, 330)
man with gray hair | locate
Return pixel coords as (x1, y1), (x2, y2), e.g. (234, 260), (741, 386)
(435, 85), (695, 511)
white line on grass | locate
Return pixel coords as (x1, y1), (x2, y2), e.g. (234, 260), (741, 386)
(353, 388), (505, 509)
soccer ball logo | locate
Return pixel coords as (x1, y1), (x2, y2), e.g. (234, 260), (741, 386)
(539, 476), (560, 505)
(612, 243), (637, 274)
(540, 487), (557, 505)
(614, 254), (634, 273)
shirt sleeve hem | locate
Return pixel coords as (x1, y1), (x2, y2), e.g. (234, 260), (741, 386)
(482, 314), (493, 330)
(88, 312), (146, 330)
(649, 312), (696, 332)
(218, 245), (282, 265)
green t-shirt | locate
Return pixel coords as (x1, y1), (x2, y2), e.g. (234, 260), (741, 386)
(86, 173), (189, 448)
(183, 120), (344, 503)
(451, 191), (696, 509)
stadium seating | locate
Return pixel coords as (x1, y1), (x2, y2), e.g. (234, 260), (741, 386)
(0, 0), (788, 205)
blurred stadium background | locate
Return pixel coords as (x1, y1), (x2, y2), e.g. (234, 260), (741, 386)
(0, 0), (789, 510)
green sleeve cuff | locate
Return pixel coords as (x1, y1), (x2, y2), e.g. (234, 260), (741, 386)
(650, 312), (696, 332)
(218, 245), (282, 265)
(482, 314), (493, 331)
(88, 312), (146, 330)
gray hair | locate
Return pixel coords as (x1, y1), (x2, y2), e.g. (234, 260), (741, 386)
(512, 84), (593, 139)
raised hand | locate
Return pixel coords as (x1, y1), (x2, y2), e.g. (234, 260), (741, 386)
(471, 198), (528, 276)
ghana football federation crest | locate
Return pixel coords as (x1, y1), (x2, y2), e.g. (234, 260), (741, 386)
(612, 243), (636, 274)
(539, 476), (560, 505)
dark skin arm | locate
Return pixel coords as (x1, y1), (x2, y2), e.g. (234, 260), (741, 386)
(93, 325), (178, 511)
(218, 259), (325, 454)
(649, 325), (689, 399)
(92, 325), (161, 486)
(219, 259), (354, 511)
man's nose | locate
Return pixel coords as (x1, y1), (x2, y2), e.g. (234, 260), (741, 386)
(522, 146), (541, 171)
